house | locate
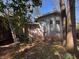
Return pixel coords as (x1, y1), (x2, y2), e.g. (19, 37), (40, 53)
(35, 11), (63, 41)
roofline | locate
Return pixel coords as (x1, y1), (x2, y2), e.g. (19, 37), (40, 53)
(35, 11), (61, 22)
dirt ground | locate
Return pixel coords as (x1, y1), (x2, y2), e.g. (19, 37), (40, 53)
(0, 39), (79, 59)
(0, 42), (35, 59)
(0, 45), (15, 59)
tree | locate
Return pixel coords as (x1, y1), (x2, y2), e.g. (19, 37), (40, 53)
(59, 0), (67, 45)
(32, 0), (42, 16)
(0, 0), (42, 43)
(0, 0), (14, 45)
(67, 0), (77, 58)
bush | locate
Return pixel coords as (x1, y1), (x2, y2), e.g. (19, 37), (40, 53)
(17, 33), (29, 43)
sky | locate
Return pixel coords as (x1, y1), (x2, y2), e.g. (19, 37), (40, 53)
(38, 0), (79, 23)
(76, 0), (79, 22)
(39, 0), (60, 14)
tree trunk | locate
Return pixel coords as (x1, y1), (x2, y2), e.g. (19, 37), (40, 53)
(66, 0), (74, 52)
(59, 0), (67, 45)
(34, 6), (40, 17)
(67, 0), (77, 58)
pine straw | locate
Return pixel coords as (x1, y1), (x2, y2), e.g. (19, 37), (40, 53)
(24, 41), (67, 59)
(0, 41), (73, 59)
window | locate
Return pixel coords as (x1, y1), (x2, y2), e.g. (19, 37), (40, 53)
(50, 17), (55, 32)
(56, 20), (61, 32)
(56, 20), (60, 24)
(49, 19), (53, 26)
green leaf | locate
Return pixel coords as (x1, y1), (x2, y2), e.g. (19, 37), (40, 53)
(65, 53), (73, 59)
(32, 0), (42, 6)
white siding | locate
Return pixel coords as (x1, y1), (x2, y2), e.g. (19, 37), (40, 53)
(39, 16), (62, 36)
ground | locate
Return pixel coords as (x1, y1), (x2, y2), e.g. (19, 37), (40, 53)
(0, 42), (35, 59)
(0, 40), (79, 59)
